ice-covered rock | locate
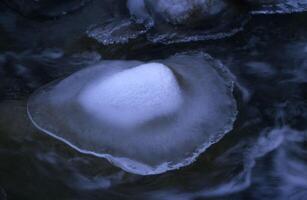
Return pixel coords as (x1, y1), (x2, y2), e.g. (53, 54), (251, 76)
(87, 0), (248, 45)
(146, 0), (227, 25)
(127, 0), (151, 24)
(128, 0), (228, 26)
(27, 53), (237, 175)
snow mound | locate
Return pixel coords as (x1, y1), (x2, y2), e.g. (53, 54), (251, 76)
(78, 63), (183, 127)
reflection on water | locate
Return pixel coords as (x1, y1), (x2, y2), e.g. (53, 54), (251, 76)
(0, 0), (307, 199)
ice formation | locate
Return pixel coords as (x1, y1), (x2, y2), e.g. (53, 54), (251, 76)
(88, 0), (249, 45)
(27, 53), (237, 175)
(88, 0), (307, 45)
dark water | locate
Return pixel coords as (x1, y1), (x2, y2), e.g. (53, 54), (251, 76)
(0, 1), (307, 200)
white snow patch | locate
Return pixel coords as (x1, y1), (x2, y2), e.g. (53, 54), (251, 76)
(78, 62), (183, 127)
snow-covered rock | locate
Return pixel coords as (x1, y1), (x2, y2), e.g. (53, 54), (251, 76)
(127, 0), (228, 26)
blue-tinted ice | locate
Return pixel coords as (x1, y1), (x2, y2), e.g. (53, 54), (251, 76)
(27, 53), (237, 175)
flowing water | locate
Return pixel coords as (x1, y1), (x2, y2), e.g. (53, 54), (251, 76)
(0, 0), (307, 200)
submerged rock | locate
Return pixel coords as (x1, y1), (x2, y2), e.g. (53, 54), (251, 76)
(27, 53), (237, 175)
